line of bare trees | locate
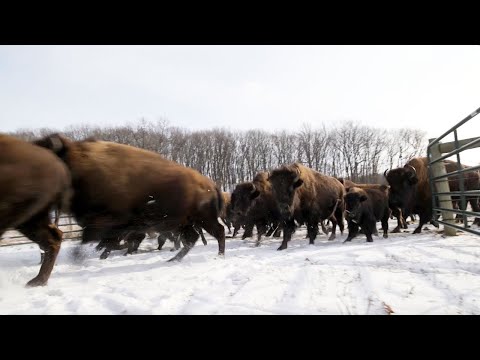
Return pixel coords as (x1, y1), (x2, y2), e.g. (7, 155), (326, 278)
(9, 119), (427, 191)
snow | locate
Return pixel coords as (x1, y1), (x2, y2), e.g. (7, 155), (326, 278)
(1, 219), (480, 314)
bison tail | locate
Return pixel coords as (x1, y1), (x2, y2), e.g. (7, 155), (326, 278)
(215, 186), (224, 219)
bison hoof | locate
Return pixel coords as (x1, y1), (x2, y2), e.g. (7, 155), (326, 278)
(26, 277), (48, 287)
(391, 227), (401, 233)
(277, 245), (287, 251)
(383, 234), (388, 238)
(328, 235), (336, 241)
(343, 239), (352, 243)
(413, 228), (422, 234)
(366, 239), (373, 242)
(255, 241), (261, 247)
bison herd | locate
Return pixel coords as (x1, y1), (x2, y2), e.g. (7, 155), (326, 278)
(1, 133), (479, 287)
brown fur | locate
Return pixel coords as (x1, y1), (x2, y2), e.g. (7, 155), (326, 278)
(269, 163), (345, 250)
(230, 172), (282, 245)
(343, 186), (390, 242)
(0, 134), (71, 287)
(34, 134), (225, 262)
(386, 157), (480, 233)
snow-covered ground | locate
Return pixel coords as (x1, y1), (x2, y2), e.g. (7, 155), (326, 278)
(1, 219), (480, 314)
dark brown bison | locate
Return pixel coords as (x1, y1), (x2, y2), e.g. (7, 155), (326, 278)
(336, 177), (408, 234)
(336, 178), (397, 233)
(268, 163), (345, 250)
(343, 186), (390, 243)
(230, 172), (282, 246)
(385, 157), (480, 234)
(0, 134), (71, 287)
(34, 134), (225, 262)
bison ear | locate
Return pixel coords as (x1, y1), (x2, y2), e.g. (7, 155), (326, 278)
(338, 178), (345, 185)
(293, 178), (304, 189)
(250, 189), (260, 200)
(360, 194), (368, 202)
(345, 187), (351, 193)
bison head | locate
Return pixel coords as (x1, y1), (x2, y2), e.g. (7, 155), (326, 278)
(230, 182), (260, 218)
(33, 133), (72, 160)
(384, 165), (418, 208)
(268, 167), (303, 217)
(344, 187), (367, 223)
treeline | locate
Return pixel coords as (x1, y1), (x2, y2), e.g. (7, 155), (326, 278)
(10, 119), (427, 191)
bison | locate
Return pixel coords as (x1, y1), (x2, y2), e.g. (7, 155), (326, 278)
(268, 163), (345, 250)
(0, 134), (71, 286)
(343, 186), (390, 243)
(385, 157), (480, 234)
(230, 172), (282, 246)
(34, 134), (225, 263)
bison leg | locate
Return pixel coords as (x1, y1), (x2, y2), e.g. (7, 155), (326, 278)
(124, 232), (146, 256)
(172, 233), (182, 250)
(328, 216), (338, 241)
(167, 226), (200, 262)
(255, 222), (268, 247)
(343, 221), (359, 243)
(18, 212), (63, 287)
(278, 219), (295, 251)
(413, 213), (430, 234)
(196, 227), (207, 246)
(273, 228), (282, 237)
(307, 222), (318, 245)
(202, 220), (226, 256)
(232, 224), (241, 238)
(157, 232), (169, 250)
(320, 221), (329, 235)
(98, 234), (126, 260)
(242, 221), (254, 240)
(469, 198), (480, 226)
(382, 213), (389, 239)
(266, 223), (276, 237)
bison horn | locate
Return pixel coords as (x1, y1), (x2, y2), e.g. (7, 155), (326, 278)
(384, 169), (389, 178)
(50, 136), (63, 152)
(250, 184), (256, 194)
(405, 164), (417, 176)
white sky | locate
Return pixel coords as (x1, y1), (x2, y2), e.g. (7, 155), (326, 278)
(1, 45), (479, 162)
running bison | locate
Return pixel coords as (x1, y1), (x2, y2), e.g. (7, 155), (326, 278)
(268, 163), (345, 250)
(230, 172), (282, 246)
(343, 186), (390, 243)
(34, 134), (225, 262)
(385, 157), (480, 234)
(0, 134), (71, 287)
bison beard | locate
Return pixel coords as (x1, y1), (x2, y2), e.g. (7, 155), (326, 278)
(0, 134), (72, 287)
(34, 133), (225, 264)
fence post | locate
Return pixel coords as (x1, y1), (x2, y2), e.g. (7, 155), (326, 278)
(428, 139), (457, 236)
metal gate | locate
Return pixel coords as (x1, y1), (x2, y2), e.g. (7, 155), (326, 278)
(427, 106), (480, 236)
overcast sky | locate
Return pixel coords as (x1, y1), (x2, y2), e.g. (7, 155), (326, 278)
(1, 45), (479, 144)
